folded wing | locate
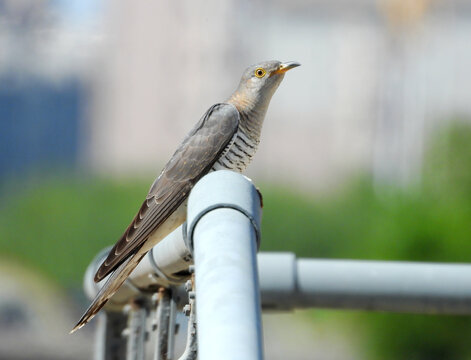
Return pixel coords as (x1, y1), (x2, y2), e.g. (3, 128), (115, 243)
(94, 103), (240, 282)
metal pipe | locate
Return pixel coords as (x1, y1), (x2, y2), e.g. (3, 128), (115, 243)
(85, 249), (471, 315)
(167, 293), (177, 360)
(258, 253), (471, 314)
(124, 299), (148, 360)
(93, 312), (127, 360)
(187, 170), (263, 360)
(296, 258), (471, 314)
(153, 289), (172, 360)
(178, 279), (198, 360)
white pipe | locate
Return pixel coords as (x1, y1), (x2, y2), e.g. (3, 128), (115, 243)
(85, 249), (471, 315)
(187, 171), (263, 360)
(295, 258), (471, 313)
(258, 253), (471, 314)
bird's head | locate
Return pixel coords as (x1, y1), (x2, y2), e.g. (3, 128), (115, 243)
(229, 60), (300, 114)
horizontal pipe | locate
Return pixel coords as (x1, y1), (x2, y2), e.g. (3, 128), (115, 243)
(84, 224), (471, 315)
(259, 254), (471, 314)
(85, 248), (471, 315)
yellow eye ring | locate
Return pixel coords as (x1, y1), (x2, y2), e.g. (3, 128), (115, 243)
(254, 68), (266, 78)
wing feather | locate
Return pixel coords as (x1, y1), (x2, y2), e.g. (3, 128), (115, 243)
(94, 103), (239, 282)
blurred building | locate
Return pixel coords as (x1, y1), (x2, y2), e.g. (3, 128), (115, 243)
(0, 0), (100, 181)
(1, 0), (471, 188)
(87, 0), (471, 188)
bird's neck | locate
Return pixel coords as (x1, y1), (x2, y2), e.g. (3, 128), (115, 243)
(227, 91), (270, 139)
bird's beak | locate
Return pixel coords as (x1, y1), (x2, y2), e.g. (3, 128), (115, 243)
(272, 61), (301, 75)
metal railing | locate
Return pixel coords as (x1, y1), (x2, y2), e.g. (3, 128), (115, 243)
(82, 170), (471, 360)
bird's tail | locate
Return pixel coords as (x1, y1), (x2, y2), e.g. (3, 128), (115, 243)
(70, 251), (145, 334)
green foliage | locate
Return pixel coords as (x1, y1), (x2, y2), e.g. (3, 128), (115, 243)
(259, 122), (471, 360)
(424, 121), (471, 200)
(261, 180), (471, 263)
(0, 177), (149, 288)
(367, 313), (471, 360)
(0, 122), (470, 359)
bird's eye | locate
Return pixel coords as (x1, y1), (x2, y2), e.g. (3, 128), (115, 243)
(254, 68), (266, 78)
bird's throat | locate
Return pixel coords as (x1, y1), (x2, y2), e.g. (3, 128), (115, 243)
(228, 92), (270, 139)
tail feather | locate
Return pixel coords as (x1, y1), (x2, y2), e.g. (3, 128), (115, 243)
(70, 252), (145, 334)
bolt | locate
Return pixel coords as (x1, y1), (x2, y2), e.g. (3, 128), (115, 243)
(183, 304), (191, 316)
(184, 280), (192, 292)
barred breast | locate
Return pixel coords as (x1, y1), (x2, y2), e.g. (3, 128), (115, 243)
(211, 125), (259, 173)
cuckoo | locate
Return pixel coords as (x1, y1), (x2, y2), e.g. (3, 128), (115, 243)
(71, 60), (300, 332)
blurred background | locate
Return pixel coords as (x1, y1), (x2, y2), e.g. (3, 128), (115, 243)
(1, 0), (471, 359)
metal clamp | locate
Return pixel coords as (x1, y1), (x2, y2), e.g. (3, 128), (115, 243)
(148, 247), (188, 286)
(186, 203), (261, 253)
(185, 171), (263, 254)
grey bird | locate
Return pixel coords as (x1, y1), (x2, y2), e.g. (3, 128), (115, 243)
(71, 60), (300, 333)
